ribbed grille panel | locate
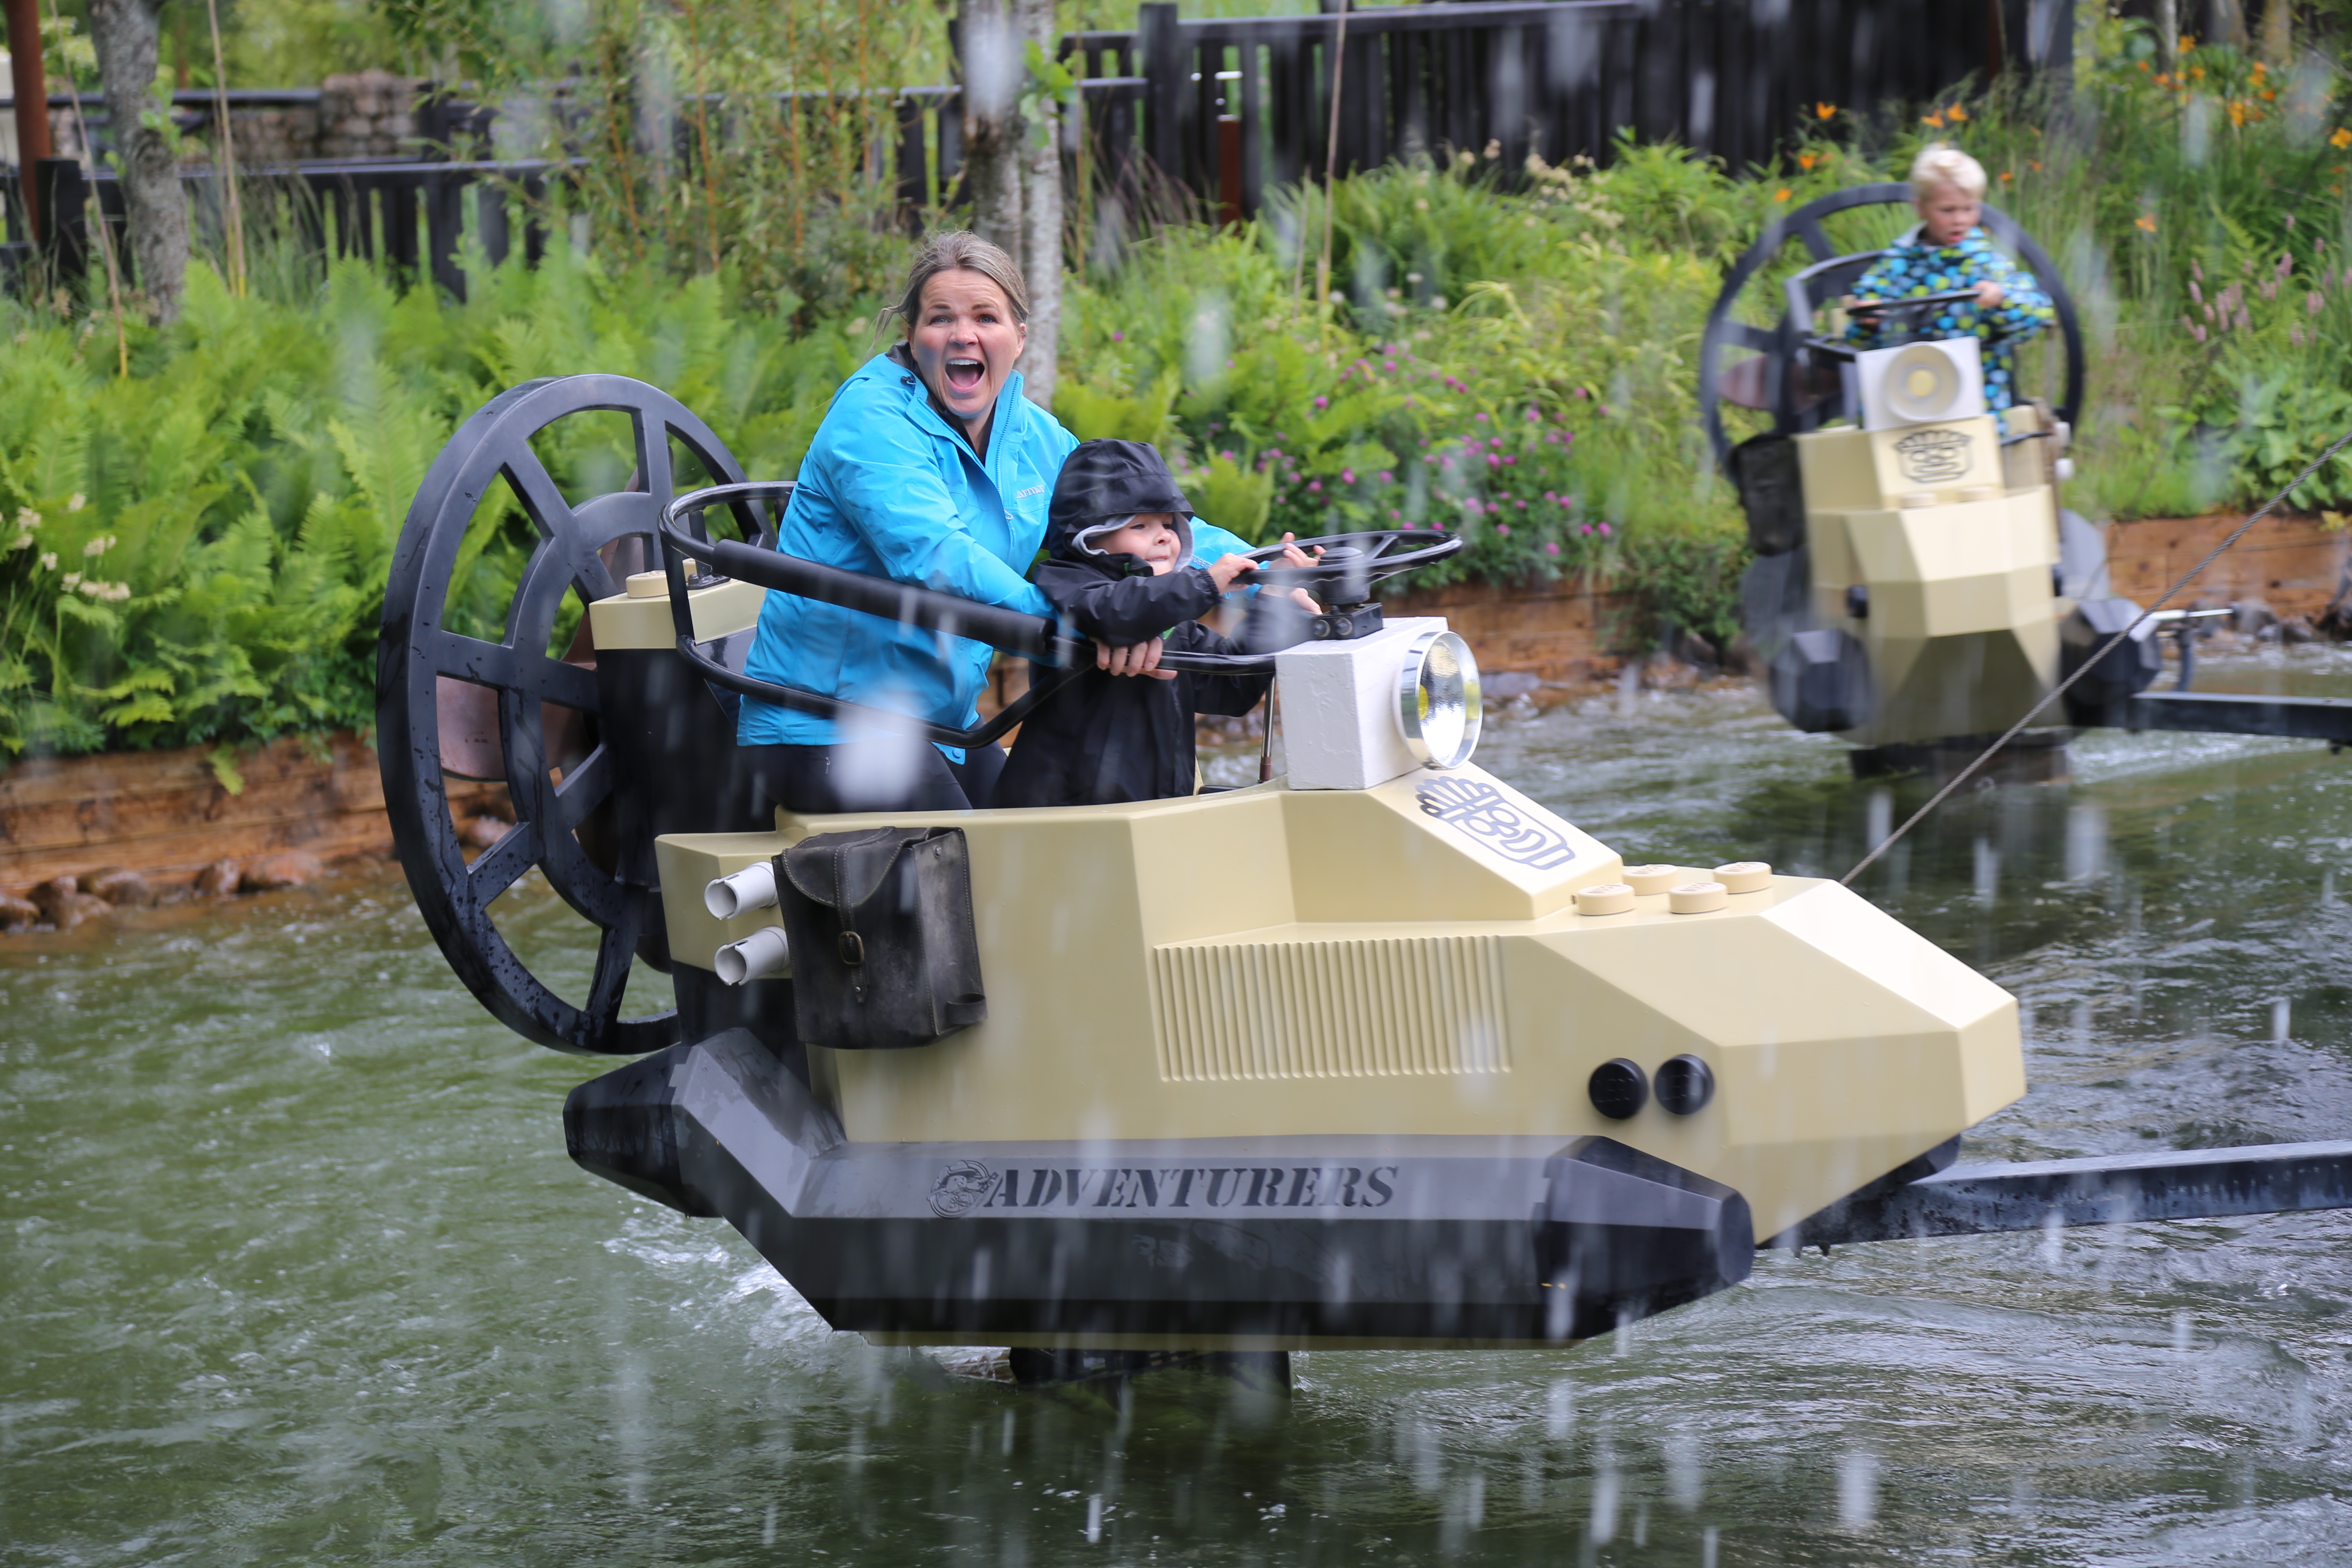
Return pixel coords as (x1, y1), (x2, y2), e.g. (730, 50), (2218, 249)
(1150, 935), (1510, 1081)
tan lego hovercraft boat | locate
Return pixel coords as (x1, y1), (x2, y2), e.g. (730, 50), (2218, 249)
(1700, 184), (2352, 773)
(378, 373), (2352, 1379)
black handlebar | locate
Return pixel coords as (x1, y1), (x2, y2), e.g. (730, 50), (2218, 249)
(654, 482), (1279, 749)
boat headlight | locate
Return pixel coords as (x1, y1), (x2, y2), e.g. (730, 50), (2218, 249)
(1396, 628), (1481, 769)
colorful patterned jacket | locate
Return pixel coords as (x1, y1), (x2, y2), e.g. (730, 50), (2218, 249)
(1843, 226), (2056, 431)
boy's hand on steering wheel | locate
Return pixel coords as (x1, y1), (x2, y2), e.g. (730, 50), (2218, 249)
(1974, 280), (2005, 308)
(1098, 638), (1177, 680)
(1274, 531), (1324, 570)
(1206, 553), (1258, 593)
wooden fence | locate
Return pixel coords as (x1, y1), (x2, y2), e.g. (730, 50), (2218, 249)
(977, 0), (2073, 224)
(1, 0), (2073, 299)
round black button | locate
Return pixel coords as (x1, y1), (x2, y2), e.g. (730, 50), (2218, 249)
(1588, 1058), (1648, 1120)
(1655, 1054), (1715, 1115)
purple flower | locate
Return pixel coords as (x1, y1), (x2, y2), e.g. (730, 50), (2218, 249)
(1487, 454), (1501, 468)
(1341, 469), (1357, 484)
(1389, 508), (1402, 520)
(1495, 523), (1512, 537)
(1516, 497), (1527, 508)
(1572, 386), (1589, 398)
(1474, 411), (1489, 423)
(1308, 479), (1323, 493)
(1377, 471), (1393, 483)
(1111, 331), (1124, 342)
(1489, 437), (1503, 449)
(1314, 395), (1329, 410)
(1580, 524), (1593, 536)
(1503, 455), (1517, 466)
(1383, 359), (1397, 372)
(1597, 522), (1611, 536)
(1525, 407), (1540, 422)
(1544, 490), (1558, 502)
(1597, 404), (1613, 417)
(1544, 541), (1561, 556)
(1221, 449), (1237, 462)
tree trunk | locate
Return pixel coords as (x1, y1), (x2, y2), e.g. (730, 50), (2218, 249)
(2257, 0), (2292, 66)
(959, 0), (1023, 258)
(88, 0), (186, 322)
(2154, 0), (2177, 71)
(2208, 0), (2250, 50)
(1013, 0), (1060, 411)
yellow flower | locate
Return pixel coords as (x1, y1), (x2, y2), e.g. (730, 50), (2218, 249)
(2228, 99), (2248, 129)
(2000, 170), (2013, 183)
(1815, 102), (1836, 120)
(2331, 127), (2351, 150)
(2029, 159), (2043, 172)
(2135, 213), (2157, 232)
(1798, 151), (1818, 171)
(1922, 110), (1945, 128)
(1948, 104), (1969, 122)
(1774, 187), (1792, 202)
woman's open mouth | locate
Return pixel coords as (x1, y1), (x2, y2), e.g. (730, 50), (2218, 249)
(943, 356), (987, 397)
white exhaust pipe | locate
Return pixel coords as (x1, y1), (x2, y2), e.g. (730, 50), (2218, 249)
(704, 862), (778, 919)
(714, 925), (791, 986)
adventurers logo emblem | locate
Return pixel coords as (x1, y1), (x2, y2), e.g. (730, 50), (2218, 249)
(925, 1161), (1401, 1215)
(1415, 776), (1576, 870)
(927, 1159), (996, 1217)
(1891, 427), (1973, 484)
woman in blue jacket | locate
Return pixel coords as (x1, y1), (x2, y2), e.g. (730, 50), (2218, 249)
(736, 231), (1253, 813)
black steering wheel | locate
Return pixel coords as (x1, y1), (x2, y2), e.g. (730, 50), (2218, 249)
(1697, 183), (2083, 469)
(1239, 528), (1460, 603)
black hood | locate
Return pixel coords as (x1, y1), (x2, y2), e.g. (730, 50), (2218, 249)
(1046, 440), (1194, 564)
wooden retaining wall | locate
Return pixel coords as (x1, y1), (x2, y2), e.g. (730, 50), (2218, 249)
(6, 511), (2342, 898)
(0, 732), (505, 893)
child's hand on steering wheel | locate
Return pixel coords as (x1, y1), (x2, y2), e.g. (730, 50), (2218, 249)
(1271, 532), (1324, 612)
(1974, 280), (2005, 308)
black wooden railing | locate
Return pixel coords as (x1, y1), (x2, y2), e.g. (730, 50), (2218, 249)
(18, 156), (569, 301)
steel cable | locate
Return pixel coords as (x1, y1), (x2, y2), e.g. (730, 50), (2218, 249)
(1841, 426), (2352, 887)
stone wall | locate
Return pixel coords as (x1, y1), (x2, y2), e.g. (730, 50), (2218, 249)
(181, 70), (429, 167)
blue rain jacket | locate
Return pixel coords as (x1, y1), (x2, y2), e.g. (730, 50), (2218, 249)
(737, 352), (1255, 758)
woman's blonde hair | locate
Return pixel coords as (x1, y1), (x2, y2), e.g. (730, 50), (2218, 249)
(1910, 142), (1987, 201)
(875, 230), (1030, 347)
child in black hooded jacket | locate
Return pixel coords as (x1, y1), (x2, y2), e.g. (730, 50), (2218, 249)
(996, 439), (1314, 808)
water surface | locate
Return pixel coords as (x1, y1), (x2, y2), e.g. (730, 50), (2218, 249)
(9, 649), (2352, 1565)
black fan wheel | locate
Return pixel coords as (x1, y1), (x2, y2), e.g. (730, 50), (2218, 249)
(377, 374), (747, 1054)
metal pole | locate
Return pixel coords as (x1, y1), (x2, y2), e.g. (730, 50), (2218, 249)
(4, 0), (53, 240)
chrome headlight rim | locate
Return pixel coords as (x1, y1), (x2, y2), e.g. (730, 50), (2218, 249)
(1396, 627), (1482, 769)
